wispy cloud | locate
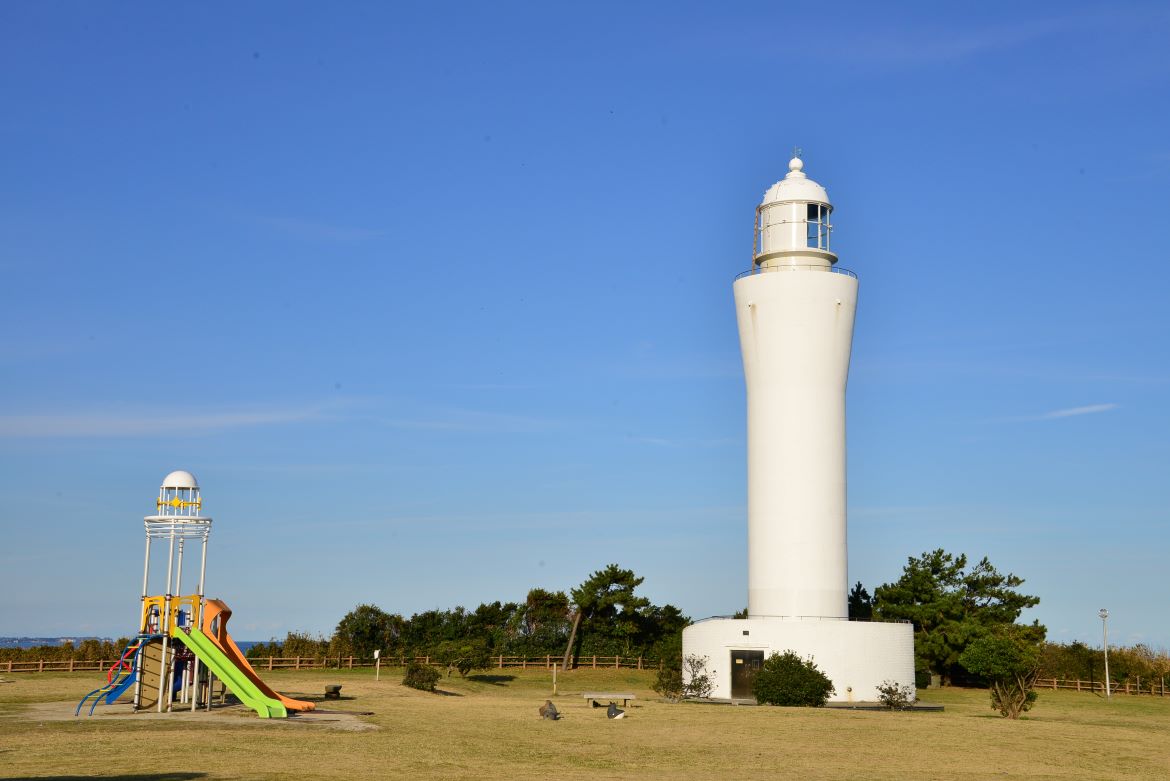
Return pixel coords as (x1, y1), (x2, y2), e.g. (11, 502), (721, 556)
(0, 338), (77, 361)
(372, 407), (559, 434)
(990, 402), (1121, 424)
(253, 215), (384, 242)
(213, 462), (393, 477)
(626, 435), (736, 448)
(861, 354), (1170, 386)
(845, 17), (1078, 66)
(1111, 150), (1170, 183)
(442, 382), (537, 391)
(0, 405), (325, 438)
(1039, 403), (1119, 420)
(850, 504), (962, 520)
(685, 12), (1097, 70)
(606, 355), (741, 382)
(630, 436), (677, 447)
(296, 504), (745, 534)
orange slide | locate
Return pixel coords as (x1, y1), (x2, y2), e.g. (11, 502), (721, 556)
(201, 599), (316, 712)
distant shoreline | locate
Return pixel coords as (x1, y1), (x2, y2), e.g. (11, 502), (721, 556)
(1, 637), (109, 649)
(1, 636), (261, 652)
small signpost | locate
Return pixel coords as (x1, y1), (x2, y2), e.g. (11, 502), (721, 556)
(374, 649), (381, 681)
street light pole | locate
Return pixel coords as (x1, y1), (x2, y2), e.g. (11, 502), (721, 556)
(1099, 608), (1111, 699)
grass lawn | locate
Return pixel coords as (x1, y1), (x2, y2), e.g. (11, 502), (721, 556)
(2, 667), (1169, 780)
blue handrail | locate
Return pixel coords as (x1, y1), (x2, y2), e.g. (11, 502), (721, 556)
(75, 636), (154, 716)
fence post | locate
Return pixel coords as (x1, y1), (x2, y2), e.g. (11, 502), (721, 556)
(39, 660), (44, 672)
(295, 656), (300, 670)
(546, 655), (550, 670)
(348, 656), (353, 669)
(592, 655), (597, 670)
(498, 654), (503, 669)
(69, 659), (74, 672)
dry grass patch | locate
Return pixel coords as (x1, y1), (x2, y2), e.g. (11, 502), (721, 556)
(2, 669), (1169, 780)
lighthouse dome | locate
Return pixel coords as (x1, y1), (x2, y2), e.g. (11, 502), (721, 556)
(761, 157), (831, 207)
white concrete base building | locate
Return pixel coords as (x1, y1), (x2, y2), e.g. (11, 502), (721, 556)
(684, 618), (913, 702)
(682, 156), (914, 702)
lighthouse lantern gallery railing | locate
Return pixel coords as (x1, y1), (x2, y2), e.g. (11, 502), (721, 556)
(734, 264), (857, 281)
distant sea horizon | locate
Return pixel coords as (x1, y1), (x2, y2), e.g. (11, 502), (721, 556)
(1, 636), (263, 653)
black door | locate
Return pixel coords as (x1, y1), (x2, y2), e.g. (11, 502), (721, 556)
(730, 650), (765, 698)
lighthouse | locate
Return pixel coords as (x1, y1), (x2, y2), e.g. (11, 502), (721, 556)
(682, 155), (914, 702)
(740, 154), (854, 620)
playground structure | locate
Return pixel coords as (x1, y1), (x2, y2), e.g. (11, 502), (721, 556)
(77, 471), (312, 719)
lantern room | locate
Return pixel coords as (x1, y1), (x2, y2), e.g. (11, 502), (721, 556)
(752, 156), (837, 269)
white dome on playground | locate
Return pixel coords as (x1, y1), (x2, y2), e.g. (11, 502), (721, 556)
(160, 470), (198, 489)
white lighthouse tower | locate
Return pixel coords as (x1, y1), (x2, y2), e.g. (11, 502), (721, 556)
(682, 155), (914, 702)
(741, 154), (853, 620)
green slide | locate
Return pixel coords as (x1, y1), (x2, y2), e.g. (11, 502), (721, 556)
(171, 628), (288, 719)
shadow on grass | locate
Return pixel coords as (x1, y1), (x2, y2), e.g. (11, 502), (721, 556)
(309, 708), (375, 716)
(0, 775), (206, 780)
(432, 689), (463, 697)
(466, 674), (516, 686)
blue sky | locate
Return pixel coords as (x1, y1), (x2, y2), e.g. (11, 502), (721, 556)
(2, 2), (1168, 649)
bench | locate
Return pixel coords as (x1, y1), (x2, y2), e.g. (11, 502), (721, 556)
(324, 684), (343, 700)
(582, 692), (635, 708)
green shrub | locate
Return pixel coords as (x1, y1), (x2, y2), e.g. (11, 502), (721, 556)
(0, 639), (128, 663)
(402, 660), (441, 692)
(752, 650), (835, 707)
(876, 680), (917, 709)
(244, 640), (283, 660)
(244, 631), (331, 662)
(959, 629), (1041, 719)
(433, 639), (492, 677)
(653, 665), (683, 701)
(682, 654), (713, 698)
(654, 653), (715, 701)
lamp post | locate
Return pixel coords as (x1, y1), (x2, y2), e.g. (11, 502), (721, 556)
(1099, 608), (1111, 699)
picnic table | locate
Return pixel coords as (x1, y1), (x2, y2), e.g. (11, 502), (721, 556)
(582, 692), (635, 708)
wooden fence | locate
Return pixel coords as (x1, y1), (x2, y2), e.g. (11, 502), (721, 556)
(4, 660), (1160, 694)
(1035, 677), (1168, 696)
(249, 654), (659, 672)
(3, 654), (660, 674)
